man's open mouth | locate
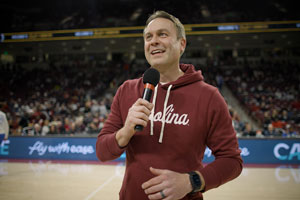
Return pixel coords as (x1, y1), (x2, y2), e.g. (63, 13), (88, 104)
(151, 49), (165, 55)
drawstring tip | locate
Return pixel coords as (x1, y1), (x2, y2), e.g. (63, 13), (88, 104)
(158, 131), (163, 143)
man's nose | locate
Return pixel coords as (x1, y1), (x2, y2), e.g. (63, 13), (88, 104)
(150, 35), (159, 45)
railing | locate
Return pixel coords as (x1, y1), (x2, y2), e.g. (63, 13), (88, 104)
(2, 20), (300, 43)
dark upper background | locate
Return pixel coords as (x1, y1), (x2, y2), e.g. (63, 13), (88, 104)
(0, 0), (299, 32)
(0, 0), (299, 55)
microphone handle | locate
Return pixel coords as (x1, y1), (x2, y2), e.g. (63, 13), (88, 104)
(134, 124), (144, 131)
(134, 87), (153, 131)
(142, 87), (153, 101)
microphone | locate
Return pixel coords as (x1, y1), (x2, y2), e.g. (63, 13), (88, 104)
(135, 68), (160, 131)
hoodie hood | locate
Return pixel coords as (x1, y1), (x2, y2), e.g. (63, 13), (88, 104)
(159, 63), (204, 90)
(148, 63), (204, 143)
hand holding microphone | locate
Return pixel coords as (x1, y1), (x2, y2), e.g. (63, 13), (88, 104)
(135, 68), (160, 131)
(116, 68), (160, 147)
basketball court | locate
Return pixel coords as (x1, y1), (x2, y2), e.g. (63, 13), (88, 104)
(0, 160), (299, 200)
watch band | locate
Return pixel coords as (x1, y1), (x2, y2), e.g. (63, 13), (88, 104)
(188, 171), (202, 193)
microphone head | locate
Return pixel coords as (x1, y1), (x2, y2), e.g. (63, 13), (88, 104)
(143, 68), (160, 86)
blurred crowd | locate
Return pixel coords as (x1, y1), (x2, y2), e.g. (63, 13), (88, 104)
(225, 58), (300, 138)
(1, 55), (299, 138)
(0, 59), (146, 136)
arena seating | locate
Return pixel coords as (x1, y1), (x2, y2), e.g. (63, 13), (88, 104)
(1, 56), (299, 137)
(0, 59), (149, 136)
(223, 58), (300, 137)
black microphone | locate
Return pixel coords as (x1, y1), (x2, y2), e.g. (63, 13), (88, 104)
(135, 68), (160, 131)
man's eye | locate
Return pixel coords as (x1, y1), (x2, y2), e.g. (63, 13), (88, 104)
(160, 33), (167, 37)
(146, 35), (152, 40)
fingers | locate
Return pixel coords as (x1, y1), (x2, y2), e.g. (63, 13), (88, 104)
(142, 168), (191, 200)
(125, 98), (154, 130)
(117, 99), (154, 147)
(142, 175), (163, 190)
(133, 98), (154, 115)
(145, 183), (165, 197)
(150, 167), (165, 176)
(142, 167), (169, 199)
(142, 167), (167, 189)
(142, 180), (169, 200)
(147, 189), (170, 200)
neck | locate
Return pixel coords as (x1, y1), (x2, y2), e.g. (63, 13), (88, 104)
(158, 64), (184, 83)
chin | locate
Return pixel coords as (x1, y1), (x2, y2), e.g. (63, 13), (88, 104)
(149, 60), (166, 67)
(150, 63), (162, 69)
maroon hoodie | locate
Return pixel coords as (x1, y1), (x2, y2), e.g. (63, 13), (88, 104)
(96, 64), (243, 200)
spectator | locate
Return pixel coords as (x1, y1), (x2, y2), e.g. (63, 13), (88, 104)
(0, 110), (9, 142)
(242, 122), (256, 137)
(33, 123), (42, 136)
(282, 124), (298, 138)
(215, 74), (223, 91)
(41, 119), (50, 136)
(263, 123), (281, 137)
(255, 129), (264, 138)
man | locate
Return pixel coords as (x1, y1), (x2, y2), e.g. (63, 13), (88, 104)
(96, 11), (242, 200)
(242, 122), (256, 137)
(0, 110), (9, 143)
(263, 123), (281, 137)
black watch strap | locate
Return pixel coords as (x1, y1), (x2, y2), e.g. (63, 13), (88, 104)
(188, 171), (202, 193)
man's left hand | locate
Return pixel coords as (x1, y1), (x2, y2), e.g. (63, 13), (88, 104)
(141, 167), (192, 200)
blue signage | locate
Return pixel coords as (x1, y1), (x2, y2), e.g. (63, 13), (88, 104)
(0, 137), (98, 161)
(1, 137), (299, 164)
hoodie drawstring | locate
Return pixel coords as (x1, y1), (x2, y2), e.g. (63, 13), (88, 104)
(150, 84), (172, 143)
(150, 85), (158, 136)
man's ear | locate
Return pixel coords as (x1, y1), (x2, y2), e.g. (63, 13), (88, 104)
(180, 38), (186, 56)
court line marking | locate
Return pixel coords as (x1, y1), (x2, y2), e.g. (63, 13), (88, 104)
(84, 163), (124, 200)
(84, 174), (116, 200)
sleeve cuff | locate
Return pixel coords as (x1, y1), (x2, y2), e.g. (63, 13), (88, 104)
(106, 131), (127, 157)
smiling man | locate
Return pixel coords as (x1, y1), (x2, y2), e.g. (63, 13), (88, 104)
(96, 11), (242, 200)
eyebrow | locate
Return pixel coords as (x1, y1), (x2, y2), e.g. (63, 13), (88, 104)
(144, 28), (170, 36)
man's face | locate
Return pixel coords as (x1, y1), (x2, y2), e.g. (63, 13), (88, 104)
(143, 18), (186, 69)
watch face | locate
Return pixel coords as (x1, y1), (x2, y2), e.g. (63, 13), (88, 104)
(193, 173), (201, 187)
(189, 172), (201, 192)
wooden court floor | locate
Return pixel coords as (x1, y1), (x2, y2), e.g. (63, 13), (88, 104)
(0, 161), (299, 200)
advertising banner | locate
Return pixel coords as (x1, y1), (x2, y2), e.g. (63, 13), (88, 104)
(0, 137), (299, 164)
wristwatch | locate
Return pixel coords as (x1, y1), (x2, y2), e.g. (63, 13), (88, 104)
(188, 171), (202, 193)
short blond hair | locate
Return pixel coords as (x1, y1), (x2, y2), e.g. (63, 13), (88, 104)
(144, 10), (186, 40)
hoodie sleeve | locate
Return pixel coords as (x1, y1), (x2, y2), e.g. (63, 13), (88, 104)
(96, 85), (127, 162)
(199, 89), (243, 191)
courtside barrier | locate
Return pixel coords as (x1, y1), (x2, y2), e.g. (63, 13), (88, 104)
(0, 136), (299, 164)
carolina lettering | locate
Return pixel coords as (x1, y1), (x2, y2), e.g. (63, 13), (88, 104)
(150, 104), (189, 125)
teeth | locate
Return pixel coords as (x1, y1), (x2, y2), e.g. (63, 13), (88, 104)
(152, 50), (163, 54)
